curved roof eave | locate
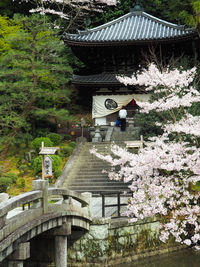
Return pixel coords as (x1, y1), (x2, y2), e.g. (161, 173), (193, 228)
(65, 33), (198, 47)
(64, 10), (198, 44)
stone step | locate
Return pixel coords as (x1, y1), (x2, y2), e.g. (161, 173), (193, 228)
(70, 163), (111, 168)
(80, 149), (121, 153)
(70, 157), (110, 162)
(80, 151), (114, 155)
(85, 143), (126, 148)
(66, 185), (129, 191)
(60, 139), (137, 194)
(68, 182), (127, 187)
(73, 154), (110, 159)
(71, 171), (109, 175)
(66, 178), (127, 183)
(69, 169), (110, 175)
(68, 176), (110, 181)
(71, 173), (108, 178)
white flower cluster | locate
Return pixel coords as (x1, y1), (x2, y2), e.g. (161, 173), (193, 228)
(164, 114), (200, 137)
(92, 64), (200, 249)
(117, 64), (196, 91)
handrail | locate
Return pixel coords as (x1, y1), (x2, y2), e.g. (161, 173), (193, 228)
(0, 180), (90, 229)
(48, 188), (89, 207)
(0, 188), (89, 219)
(0, 191), (42, 217)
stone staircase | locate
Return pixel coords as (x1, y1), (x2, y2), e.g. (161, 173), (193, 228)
(111, 126), (140, 141)
(62, 141), (131, 194)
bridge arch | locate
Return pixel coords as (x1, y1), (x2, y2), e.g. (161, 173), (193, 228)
(0, 180), (91, 266)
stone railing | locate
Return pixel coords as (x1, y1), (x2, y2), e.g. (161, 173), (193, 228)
(0, 180), (91, 266)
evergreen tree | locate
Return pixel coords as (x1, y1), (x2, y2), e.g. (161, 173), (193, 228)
(0, 0), (31, 17)
(0, 14), (74, 156)
(91, 0), (198, 30)
(0, 15), (21, 54)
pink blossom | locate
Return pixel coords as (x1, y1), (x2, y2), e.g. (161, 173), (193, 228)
(183, 239), (192, 246)
(13, 0), (116, 20)
(92, 64), (200, 248)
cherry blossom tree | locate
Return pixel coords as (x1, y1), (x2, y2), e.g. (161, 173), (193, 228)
(91, 63), (200, 249)
(13, 0), (117, 30)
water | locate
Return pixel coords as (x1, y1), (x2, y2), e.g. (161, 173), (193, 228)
(117, 249), (200, 267)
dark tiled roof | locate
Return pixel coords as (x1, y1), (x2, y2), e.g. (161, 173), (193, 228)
(72, 73), (128, 85)
(64, 11), (196, 45)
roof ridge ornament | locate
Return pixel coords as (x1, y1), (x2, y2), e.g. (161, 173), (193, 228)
(130, 0), (144, 12)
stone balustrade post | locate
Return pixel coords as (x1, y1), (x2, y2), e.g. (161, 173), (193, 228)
(81, 192), (92, 217)
(0, 193), (9, 229)
(0, 214), (7, 229)
(32, 179), (49, 214)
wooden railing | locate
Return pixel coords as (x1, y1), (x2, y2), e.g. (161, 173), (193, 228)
(100, 192), (132, 218)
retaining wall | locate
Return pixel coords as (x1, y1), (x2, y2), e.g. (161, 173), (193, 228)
(67, 216), (185, 266)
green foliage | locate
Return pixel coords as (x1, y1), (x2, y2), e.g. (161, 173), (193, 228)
(17, 178), (26, 189)
(0, 14), (74, 156)
(30, 137), (53, 152)
(0, 0), (30, 16)
(0, 172), (18, 192)
(188, 102), (200, 116)
(68, 141), (77, 148)
(134, 111), (163, 139)
(60, 145), (74, 157)
(4, 172), (18, 183)
(54, 170), (62, 179)
(0, 177), (13, 193)
(92, 0), (198, 31)
(179, 0), (200, 33)
(0, 15), (21, 54)
(32, 155), (62, 174)
(18, 164), (29, 175)
(64, 134), (72, 141)
(34, 128), (49, 138)
(0, 165), (5, 176)
(46, 133), (62, 145)
(32, 156), (42, 174)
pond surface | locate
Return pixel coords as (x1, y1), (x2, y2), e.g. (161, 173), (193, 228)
(117, 249), (200, 267)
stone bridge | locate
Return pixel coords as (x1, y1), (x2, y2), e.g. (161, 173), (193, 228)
(0, 180), (92, 267)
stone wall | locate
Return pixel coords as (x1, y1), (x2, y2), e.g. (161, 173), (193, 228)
(68, 217), (185, 267)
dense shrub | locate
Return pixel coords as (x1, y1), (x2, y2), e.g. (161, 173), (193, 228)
(0, 165), (5, 176)
(32, 155), (62, 174)
(47, 133), (62, 145)
(0, 177), (13, 193)
(60, 146), (73, 157)
(35, 128), (50, 138)
(68, 141), (76, 148)
(30, 137), (53, 152)
(54, 170), (62, 179)
(18, 164), (29, 175)
(64, 134), (71, 141)
(4, 173), (18, 183)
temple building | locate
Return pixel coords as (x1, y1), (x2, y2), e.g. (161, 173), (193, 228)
(64, 4), (199, 126)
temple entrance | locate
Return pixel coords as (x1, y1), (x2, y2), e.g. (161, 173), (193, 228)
(92, 94), (150, 126)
